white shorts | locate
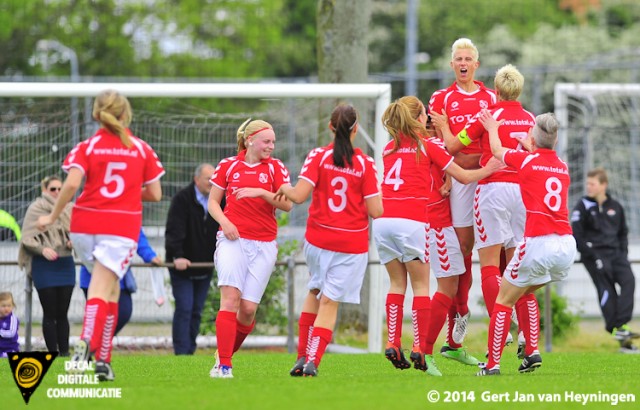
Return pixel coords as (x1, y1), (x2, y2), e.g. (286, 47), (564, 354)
(70, 233), (137, 279)
(214, 232), (278, 304)
(450, 178), (477, 228)
(473, 183), (525, 250)
(429, 226), (465, 278)
(372, 218), (429, 264)
(304, 241), (368, 304)
(505, 235), (577, 288)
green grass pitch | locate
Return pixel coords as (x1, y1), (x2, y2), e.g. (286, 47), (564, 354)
(1, 351), (638, 409)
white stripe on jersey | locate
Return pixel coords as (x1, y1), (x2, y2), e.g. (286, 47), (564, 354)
(315, 222), (369, 233)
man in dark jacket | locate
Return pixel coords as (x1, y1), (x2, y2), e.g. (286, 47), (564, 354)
(165, 163), (221, 355)
(571, 167), (639, 353)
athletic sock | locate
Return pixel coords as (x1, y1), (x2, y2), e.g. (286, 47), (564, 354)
(233, 319), (255, 353)
(516, 293), (539, 356)
(486, 303), (512, 370)
(307, 327), (333, 368)
(81, 298), (108, 354)
(480, 265), (501, 316)
(426, 292), (452, 355)
(97, 301), (118, 363)
(215, 310), (237, 367)
(412, 296), (431, 352)
(297, 312), (317, 360)
(386, 293), (404, 348)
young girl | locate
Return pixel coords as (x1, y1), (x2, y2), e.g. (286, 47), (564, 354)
(38, 89), (165, 381)
(208, 119), (292, 379)
(0, 292), (20, 358)
(277, 104), (383, 377)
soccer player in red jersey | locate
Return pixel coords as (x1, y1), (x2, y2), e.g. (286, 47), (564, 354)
(38, 90), (165, 381)
(374, 96), (499, 375)
(475, 110), (576, 375)
(276, 104), (382, 377)
(208, 119), (292, 379)
(428, 38), (497, 351)
(434, 64), (535, 329)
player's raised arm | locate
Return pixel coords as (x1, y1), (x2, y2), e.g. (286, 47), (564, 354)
(477, 109), (507, 160)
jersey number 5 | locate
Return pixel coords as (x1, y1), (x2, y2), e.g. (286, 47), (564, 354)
(100, 162), (127, 198)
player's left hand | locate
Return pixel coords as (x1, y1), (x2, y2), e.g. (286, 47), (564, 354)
(478, 109), (503, 132)
(235, 187), (264, 200)
(431, 110), (449, 130)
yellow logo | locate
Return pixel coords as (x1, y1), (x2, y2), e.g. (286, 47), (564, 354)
(8, 352), (58, 404)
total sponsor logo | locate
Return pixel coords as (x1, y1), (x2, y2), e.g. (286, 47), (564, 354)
(450, 114), (474, 125)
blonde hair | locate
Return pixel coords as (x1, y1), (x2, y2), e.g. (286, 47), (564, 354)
(92, 89), (133, 148)
(494, 64), (524, 101)
(451, 38), (479, 61)
(382, 96), (426, 157)
(0, 291), (15, 308)
(236, 119), (273, 153)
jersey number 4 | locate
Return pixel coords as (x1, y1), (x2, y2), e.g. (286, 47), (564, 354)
(384, 158), (405, 191)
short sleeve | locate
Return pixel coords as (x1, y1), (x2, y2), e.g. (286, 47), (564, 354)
(362, 155), (380, 198)
(271, 159), (291, 190)
(299, 148), (324, 187)
(425, 138), (454, 170)
(211, 158), (233, 190)
(503, 150), (528, 169)
(62, 141), (89, 174)
(142, 142), (165, 184)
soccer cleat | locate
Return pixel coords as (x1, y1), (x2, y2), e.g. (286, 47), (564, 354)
(209, 350), (220, 378)
(440, 345), (479, 366)
(95, 361), (115, 382)
(385, 344), (411, 370)
(424, 355), (443, 377)
(452, 312), (470, 344)
(476, 365), (500, 376)
(620, 342), (640, 354)
(518, 352), (542, 373)
(67, 339), (91, 374)
(290, 356), (306, 377)
(409, 347), (427, 371)
(613, 325), (640, 342)
(302, 361), (318, 377)
(211, 365), (234, 379)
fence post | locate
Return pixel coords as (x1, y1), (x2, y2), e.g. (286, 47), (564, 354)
(24, 274), (33, 351)
(286, 257), (296, 354)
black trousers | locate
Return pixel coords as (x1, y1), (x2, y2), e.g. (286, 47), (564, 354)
(582, 249), (636, 333)
(37, 285), (74, 355)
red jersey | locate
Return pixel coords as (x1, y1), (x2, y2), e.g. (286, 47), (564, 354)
(211, 150), (290, 242)
(429, 81), (497, 156)
(299, 144), (379, 254)
(503, 148), (572, 237)
(380, 136), (431, 223)
(62, 128), (165, 241)
(463, 100), (535, 184)
(425, 137), (454, 229)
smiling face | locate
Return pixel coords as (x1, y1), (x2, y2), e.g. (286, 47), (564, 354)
(247, 129), (276, 161)
(450, 48), (479, 86)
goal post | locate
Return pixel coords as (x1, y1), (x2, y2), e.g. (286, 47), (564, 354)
(0, 81), (391, 353)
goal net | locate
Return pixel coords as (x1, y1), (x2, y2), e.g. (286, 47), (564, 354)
(555, 83), (640, 241)
(0, 82), (391, 353)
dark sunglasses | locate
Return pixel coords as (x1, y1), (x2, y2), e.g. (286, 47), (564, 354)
(49, 187), (62, 192)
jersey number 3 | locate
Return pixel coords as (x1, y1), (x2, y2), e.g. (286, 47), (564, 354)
(100, 162), (127, 198)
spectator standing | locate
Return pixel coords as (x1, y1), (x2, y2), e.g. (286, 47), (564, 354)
(18, 175), (75, 356)
(165, 163), (221, 355)
(571, 167), (639, 353)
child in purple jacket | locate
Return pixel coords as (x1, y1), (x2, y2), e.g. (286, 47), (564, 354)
(0, 291), (19, 357)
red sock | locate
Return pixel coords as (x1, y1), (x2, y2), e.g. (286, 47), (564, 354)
(426, 292), (451, 355)
(455, 255), (472, 316)
(297, 312), (317, 359)
(96, 302), (118, 362)
(412, 296), (430, 352)
(307, 327), (333, 368)
(481, 266), (501, 316)
(81, 298), (108, 354)
(233, 319), (255, 353)
(385, 293), (404, 348)
(516, 293), (539, 355)
(215, 310), (237, 367)
(446, 303), (462, 349)
(486, 303), (512, 370)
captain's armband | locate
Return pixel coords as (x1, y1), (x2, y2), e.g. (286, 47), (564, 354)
(458, 129), (472, 147)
